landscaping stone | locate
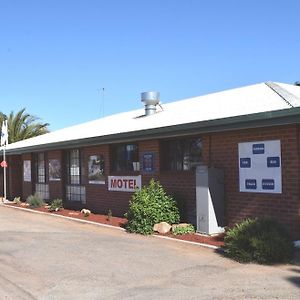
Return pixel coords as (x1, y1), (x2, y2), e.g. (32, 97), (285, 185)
(153, 222), (171, 234)
(81, 209), (91, 215)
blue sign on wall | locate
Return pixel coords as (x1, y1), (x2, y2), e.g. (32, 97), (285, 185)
(262, 179), (275, 190)
(245, 179), (257, 190)
(252, 143), (265, 154)
(267, 157), (280, 168)
(142, 152), (154, 173)
(240, 158), (251, 168)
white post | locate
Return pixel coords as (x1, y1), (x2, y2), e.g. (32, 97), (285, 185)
(3, 145), (6, 201)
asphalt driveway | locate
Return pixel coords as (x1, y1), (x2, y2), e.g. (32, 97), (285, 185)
(0, 205), (300, 300)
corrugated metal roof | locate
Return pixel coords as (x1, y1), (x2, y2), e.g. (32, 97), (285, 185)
(3, 81), (300, 153)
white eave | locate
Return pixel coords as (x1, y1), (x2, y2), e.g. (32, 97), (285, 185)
(3, 81), (300, 154)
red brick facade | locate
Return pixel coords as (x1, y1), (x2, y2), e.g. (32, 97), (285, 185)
(4, 124), (300, 238)
(208, 125), (300, 238)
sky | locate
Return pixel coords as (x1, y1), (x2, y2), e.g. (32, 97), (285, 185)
(0, 0), (300, 131)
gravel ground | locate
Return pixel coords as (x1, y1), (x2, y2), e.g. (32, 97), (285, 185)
(0, 204), (300, 300)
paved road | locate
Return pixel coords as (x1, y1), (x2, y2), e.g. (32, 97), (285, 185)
(0, 205), (300, 300)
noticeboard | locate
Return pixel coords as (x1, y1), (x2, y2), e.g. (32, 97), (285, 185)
(238, 140), (282, 194)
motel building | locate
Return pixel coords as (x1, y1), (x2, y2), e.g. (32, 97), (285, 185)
(2, 81), (300, 238)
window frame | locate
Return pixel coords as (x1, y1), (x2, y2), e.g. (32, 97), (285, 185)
(68, 149), (81, 185)
(161, 137), (203, 171)
(111, 143), (139, 172)
(36, 152), (46, 183)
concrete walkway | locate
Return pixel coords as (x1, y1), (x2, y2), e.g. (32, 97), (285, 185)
(0, 205), (300, 299)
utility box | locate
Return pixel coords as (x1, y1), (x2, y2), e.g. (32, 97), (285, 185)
(196, 166), (225, 235)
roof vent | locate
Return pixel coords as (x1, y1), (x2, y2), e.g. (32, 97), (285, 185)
(141, 91), (160, 116)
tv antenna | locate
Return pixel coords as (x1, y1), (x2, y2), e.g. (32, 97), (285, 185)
(97, 88), (105, 117)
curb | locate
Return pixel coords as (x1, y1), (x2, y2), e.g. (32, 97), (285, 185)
(1, 203), (221, 250)
(1, 203), (126, 231)
(153, 234), (219, 249)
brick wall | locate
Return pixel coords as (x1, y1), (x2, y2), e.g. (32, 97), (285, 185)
(208, 124), (300, 238)
(11, 124), (300, 238)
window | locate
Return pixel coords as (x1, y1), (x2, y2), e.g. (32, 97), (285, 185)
(162, 137), (202, 171)
(35, 183), (49, 200)
(66, 185), (86, 203)
(69, 149), (81, 184)
(111, 143), (139, 171)
(36, 153), (46, 183)
(66, 149), (86, 203)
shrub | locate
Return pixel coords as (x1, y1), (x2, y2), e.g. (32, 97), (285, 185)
(49, 198), (63, 212)
(107, 209), (112, 221)
(172, 224), (195, 235)
(125, 179), (180, 235)
(26, 193), (45, 208)
(13, 197), (21, 204)
(224, 217), (294, 264)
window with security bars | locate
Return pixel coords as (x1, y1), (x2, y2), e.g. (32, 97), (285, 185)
(66, 149), (86, 203)
(35, 183), (49, 200)
(69, 149), (81, 184)
(37, 152), (46, 183)
(66, 185), (86, 203)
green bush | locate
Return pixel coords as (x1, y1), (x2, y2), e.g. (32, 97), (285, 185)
(224, 217), (294, 264)
(49, 198), (63, 212)
(26, 193), (45, 208)
(125, 179), (180, 235)
(172, 224), (195, 235)
(13, 197), (21, 204)
(107, 209), (112, 221)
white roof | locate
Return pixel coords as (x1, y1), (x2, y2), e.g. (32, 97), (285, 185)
(4, 81), (300, 152)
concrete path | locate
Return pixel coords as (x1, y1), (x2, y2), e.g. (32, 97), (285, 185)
(0, 205), (300, 300)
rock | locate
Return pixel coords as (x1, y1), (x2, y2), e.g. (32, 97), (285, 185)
(153, 222), (171, 234)
(20, 202), (30, 207)
(81, 209), (91, 215)
(172, 223), (191, 232)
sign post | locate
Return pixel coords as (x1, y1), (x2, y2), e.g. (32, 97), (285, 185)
(1, 120), (8, 202)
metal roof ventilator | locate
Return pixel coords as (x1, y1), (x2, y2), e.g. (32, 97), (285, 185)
(141, 91), (160, 116)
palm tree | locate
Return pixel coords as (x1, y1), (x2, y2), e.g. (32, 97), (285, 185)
(0, 108), (49, 143)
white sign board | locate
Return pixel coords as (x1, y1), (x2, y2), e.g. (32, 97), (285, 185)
(108, 175), (141, 192)
(239, 140), (282, 194)
(23, 160), (31, 182)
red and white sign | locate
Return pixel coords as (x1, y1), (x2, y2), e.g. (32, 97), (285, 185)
(108, 175), (141, 192)
(0, 160), (7, 168)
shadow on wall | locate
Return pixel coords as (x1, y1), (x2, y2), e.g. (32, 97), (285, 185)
(171, 192), (188, 223)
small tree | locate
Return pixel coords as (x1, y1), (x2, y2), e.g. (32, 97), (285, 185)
(125, 179), (180, 235)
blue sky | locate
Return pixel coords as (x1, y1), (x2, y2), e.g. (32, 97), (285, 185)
(0, 0), (299, 130)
